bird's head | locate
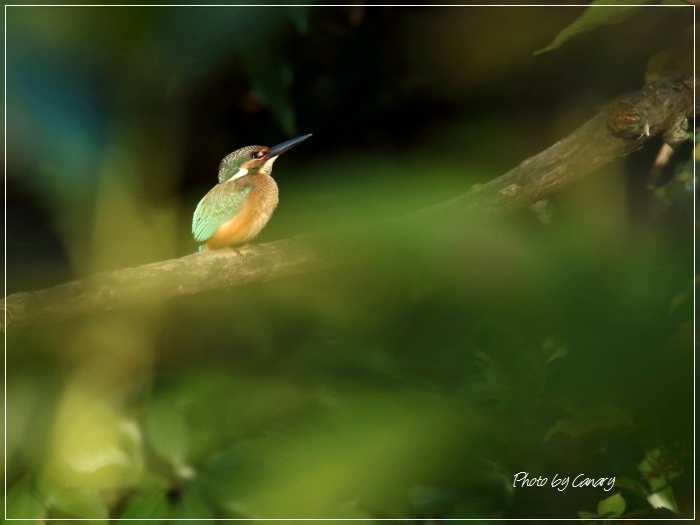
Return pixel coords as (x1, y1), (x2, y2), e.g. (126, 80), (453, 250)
(217, 133), (312, 183)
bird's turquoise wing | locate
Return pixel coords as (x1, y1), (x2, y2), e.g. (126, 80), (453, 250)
(192, 182), (252, 242)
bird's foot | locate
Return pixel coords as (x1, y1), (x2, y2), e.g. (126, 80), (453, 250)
(226, 246), (245, 258)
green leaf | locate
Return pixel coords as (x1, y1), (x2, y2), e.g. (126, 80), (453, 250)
(117, 490), (170, 523)
(578, 510), (599, 519)
(145, 399), (189, 467)
(6, 477), (46, 519)
(410, 485), (453, 516)
(614, 476), (648, 498)
(597, 492), (626, 518)
(647, 486), (678, 513)
(535, 0), (653, 55)
(171, 490), (215, 522)
(648, 475), (668, 492)
(41, 485), (109, 519)
(197, 447), (253, 505)
(637, 457), (654, 474)
(543, 404), (632, 441)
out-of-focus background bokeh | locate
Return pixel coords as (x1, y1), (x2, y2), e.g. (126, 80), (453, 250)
(5, 4), (695, 520)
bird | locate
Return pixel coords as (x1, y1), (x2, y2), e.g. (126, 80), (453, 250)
(192, 134), (312, 251)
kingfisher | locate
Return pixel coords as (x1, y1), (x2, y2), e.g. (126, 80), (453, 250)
(192, 134), (312, 251)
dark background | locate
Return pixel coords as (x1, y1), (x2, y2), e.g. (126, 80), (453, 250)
(5, 4), (695, 519)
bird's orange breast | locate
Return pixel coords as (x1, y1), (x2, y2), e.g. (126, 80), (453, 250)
(204, 175), (279, 250)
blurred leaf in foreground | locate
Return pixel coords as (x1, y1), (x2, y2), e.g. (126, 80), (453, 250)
(146, 398), (190, 470)
(597, 492), (626, 518)
(117, 490), (170, 523)
(6, 477), (46, 519)
(544, 404), (632, 442)
(535, 0), (652, 55)
(232, 388), (488, 518)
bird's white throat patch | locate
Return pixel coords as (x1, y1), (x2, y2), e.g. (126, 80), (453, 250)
(261, 156), (278, 174)
(230, 168), (248, 181)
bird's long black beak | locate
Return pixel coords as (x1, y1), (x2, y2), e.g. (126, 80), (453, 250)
(265, 133), (312, 158)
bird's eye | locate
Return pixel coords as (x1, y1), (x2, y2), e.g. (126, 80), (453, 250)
(250, 151), (260, 159)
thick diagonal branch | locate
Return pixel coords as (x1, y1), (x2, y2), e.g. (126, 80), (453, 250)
(3, 74), (696, 332)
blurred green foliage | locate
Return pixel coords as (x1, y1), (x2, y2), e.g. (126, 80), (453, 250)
(535, 0), (669, 55)
(5, 4), (695, 520)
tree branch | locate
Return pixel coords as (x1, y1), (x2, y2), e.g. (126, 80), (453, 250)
(3, 74), (697, 333)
